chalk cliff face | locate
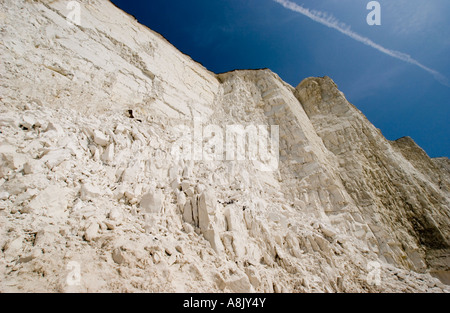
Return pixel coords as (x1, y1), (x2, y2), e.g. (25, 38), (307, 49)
(1, 0), (449, 292)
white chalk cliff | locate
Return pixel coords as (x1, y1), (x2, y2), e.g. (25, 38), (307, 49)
(1, 0), (449, 293)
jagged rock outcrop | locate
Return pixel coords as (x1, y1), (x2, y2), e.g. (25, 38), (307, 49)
(0, 0), (449, 292)
(296, 77), (450, 279)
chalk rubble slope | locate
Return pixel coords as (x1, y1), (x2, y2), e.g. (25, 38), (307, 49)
(0, 0), (449, 292)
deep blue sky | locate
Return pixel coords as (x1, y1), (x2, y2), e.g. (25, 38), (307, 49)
(111, 0), (449, 158)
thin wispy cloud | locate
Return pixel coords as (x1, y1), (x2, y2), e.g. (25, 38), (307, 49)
(273, 0), (450, 87)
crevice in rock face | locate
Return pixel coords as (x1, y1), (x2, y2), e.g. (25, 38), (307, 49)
(406, 207), (449, 251)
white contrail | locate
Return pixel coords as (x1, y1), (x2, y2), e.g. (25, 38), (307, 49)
(273, 0), (450, 87)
